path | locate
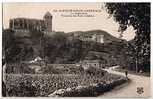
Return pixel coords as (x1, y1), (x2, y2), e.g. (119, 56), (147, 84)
(99, 66), (150, 98)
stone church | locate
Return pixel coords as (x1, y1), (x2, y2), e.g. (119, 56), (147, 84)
(9, 12), (52, 33)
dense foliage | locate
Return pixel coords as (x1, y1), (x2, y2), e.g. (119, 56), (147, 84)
(3, 29), (128, 67)
(105, 3), (150, 72)
(5, 72), (125, 97)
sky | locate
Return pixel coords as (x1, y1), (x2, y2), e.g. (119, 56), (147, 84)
(2, 2), (136, 41)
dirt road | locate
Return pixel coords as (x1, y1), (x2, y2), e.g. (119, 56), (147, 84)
(99, 67), (150, 98)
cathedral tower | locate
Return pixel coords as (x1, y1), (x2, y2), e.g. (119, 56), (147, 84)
(43, 12), (52, 33)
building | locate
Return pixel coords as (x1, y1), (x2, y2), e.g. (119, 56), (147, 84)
(79, 60), (102, 70)
(43, 12), (53, 33)
(68, 32), (104, 43)
(9, 11), (52, 33)
(80, 34), (104, 43)
(92, 34), (104, 43)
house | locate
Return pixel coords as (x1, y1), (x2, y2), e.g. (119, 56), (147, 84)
(67, 32), (104, 43)
(79, 60), (102, 70)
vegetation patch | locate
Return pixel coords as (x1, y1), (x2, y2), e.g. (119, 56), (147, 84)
(5, 72), (127, 97)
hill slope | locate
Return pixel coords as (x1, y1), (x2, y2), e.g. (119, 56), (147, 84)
(3, 29), (128, 67)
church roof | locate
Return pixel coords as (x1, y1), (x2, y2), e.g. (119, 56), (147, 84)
(44, 12), (52, 18)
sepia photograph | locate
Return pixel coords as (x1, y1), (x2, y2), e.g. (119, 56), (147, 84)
(2, 2), (151, 97)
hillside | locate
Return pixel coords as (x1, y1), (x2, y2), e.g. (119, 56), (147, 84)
(3, 29), (44, 62)
(3, 29), (129, 67)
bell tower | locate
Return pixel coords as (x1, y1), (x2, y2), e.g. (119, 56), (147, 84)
(43, 12), (52, 33)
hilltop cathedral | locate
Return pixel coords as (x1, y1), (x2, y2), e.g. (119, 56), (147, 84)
(9, 12), (52, 33)
(9, 11), (104, 43)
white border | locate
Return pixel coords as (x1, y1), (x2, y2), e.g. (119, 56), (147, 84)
(0, 1), (152, 99)
(0, 0), (152, 3)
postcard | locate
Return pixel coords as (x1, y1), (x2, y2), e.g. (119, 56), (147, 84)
(2, 2), (151, 98)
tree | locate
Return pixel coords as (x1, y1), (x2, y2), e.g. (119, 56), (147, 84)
(105, 3), (150, 72)
(2, 29), (20, 63)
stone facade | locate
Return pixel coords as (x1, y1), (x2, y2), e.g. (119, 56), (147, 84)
(9, 12), (52, 33)
(69, 33), (104, 43)
(92, 34), (104, 43)
(79, 34), (104, 43)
